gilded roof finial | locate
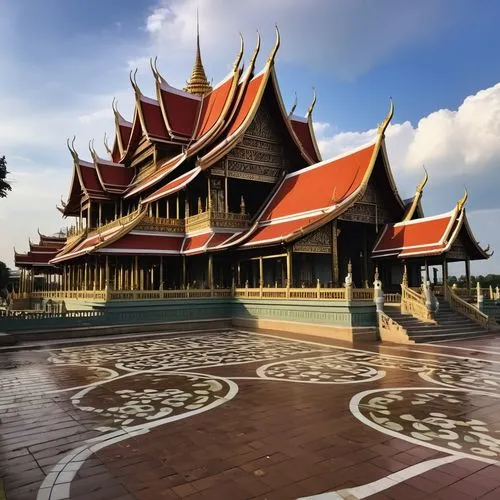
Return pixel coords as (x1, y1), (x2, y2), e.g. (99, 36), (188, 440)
(233, 33), (244, 71)
(267, 24), (280, 65)
(456, 187), (468, 212)
(288, 92), (298, 117)
(129, 69), (142, 97)
(377, 97), (394, 136)
(184, 9), (212, 96)
(417, 166), (428, 193)
(103, 132), (112, 156)
(306, 88), (317, 120)
(67, 136), (78, 162)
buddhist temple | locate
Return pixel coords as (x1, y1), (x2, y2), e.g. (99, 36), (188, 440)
(13, 27), (492, 308)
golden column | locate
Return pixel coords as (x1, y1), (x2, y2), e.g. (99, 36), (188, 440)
(286, 247), (293, 288)
(208, 254), (214, 290)
(134, 256), (139, 290)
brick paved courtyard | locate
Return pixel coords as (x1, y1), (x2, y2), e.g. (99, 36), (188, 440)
(2, 330), (500, 500)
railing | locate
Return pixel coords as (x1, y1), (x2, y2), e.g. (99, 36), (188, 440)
(29, 290), (108, 300)
(186, 210), (250, 232)
(445, 284), (490, 329)
(384, 293), (401, 304)
(22, 286), (378, 303)
(109, 289), (232, 300)
(377, 311), (412, 344)
(138, 216), (185, 233)
(233, 287), (372, 301)
(0, 309), (104, 320)
(401, 284), (434, 322)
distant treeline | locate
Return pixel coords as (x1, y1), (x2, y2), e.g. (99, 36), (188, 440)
(448, 275), (500, 288)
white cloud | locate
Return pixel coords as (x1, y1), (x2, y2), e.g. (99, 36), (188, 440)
(314, 82), (500, 274)
(316, 83), (500, 180)
(142, 0), (445, 80)
(145, 7), (173, 34)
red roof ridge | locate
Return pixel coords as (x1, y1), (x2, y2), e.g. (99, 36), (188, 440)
(392, 209), (456, 228)
(286, 140), (377, 180)
(141, 166), (201, 205)
(125, 152), (186, 198)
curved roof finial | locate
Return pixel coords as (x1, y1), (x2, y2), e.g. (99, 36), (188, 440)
(150, 56), (167, 84)
(88, 139), (98, 161)
(288, 92), (298, 117)
(129, 69), (141, 96)
(306, 87), (317, 120)
(67, 136), (78, 161)
(377, 97), (394, 136)
(417, 166), (429, 193)
(232, 32), (244, 71)
(457, 187), (468, 212)
(103, 132), (112, 156)
(247, 30), (261, 75)
(267, 24), (280, 65)
(150, 57), (159, 81)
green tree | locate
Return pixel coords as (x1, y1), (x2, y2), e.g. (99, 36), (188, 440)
(0, 261), (9, 289)
(0, 155), (12, 198)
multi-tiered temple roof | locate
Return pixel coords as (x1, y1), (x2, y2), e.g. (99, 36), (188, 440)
(14, 26), (491, 278)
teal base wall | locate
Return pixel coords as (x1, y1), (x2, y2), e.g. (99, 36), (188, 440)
(1, 298), (377, 340)
(232, 299), (376, 328)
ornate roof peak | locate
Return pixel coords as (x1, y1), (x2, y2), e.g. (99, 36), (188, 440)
(184, 11), (212, 96)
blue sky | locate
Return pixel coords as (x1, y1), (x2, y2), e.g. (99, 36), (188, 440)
(1, 0), (500, 277)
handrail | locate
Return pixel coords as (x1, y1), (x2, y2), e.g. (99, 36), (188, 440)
(21, 286), (379, 302)
(445, 284), (490, 329)
(377, 311), (412, 344)
(400, 283), (434, 322)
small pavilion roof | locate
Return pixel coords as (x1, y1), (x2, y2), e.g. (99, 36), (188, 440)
(51, 208), (147, 263)
(372, 191), (491, 261)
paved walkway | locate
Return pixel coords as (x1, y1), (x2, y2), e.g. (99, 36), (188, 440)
(2, 329), (500, 499)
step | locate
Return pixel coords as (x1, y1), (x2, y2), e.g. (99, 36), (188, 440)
(410, 332), (494, 343)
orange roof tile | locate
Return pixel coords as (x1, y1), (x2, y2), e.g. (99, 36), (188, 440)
(159, 83), (201, 138)
(125, 153), (185, 198)
(290, 117), (320, 163)
(142, 167), (200, 204)
(139, 97), (169, 140)
(243, 216), (323, 248)
(262, 143), (376, 222)
(182, 233), (213, 255)
(99, 232), (184, 255)
(194, 76), (234, 139)
(372, 212), (456, 258)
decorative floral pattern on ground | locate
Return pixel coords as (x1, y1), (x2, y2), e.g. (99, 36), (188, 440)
(355, 389), (500, 460)
(48, 331), (328, 371)
(422, 367), (500, 393)
(72, 372), (234, 429)
(257, 355), (383, 383)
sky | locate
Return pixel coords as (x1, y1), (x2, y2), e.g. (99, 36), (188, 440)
(1, 0), (500, 277)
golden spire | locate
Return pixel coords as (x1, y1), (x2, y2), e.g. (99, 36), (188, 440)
(184, 10), (212, 96)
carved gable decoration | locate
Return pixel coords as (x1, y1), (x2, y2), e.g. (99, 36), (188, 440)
(339, 180), (394, 226)
(446, 233), (468, 261)
(293, 226), (332, 254)
(211, 103), (288, 183)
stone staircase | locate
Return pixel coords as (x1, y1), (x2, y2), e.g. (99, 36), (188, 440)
(384, 301), (496, 343)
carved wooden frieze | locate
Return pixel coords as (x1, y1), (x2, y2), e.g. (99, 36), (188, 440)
(293, 226), (332, 254)
(446, 237), (468, 260)
(210, 103), (288, 183)
(338, 181), (393, 225)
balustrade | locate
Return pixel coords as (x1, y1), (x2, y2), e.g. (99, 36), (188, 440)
(445, 284), (490, 329)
